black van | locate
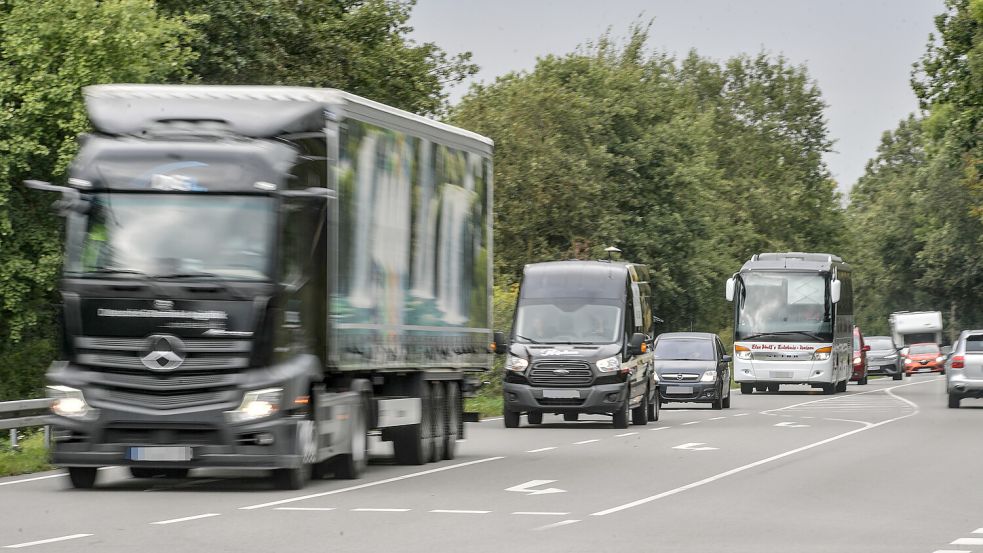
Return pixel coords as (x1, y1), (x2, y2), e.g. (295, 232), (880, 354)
(502, 260), (659, 428)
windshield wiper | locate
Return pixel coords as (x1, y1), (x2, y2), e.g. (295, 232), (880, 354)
(514, 334), (542, 344)
(86, 267), (152, 277)
(157, 271), (244, 299)
(741, 331), (824, 341)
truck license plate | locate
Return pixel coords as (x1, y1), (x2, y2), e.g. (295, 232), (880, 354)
(127, 446), (192, 462)
(666, 386), (694, 395)
(542, 389), (580, 399)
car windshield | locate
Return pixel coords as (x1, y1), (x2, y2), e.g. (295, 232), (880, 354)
(66, 193), (275, 281)
(653, 339), (715, 361)
(513, 300), (622, 344)
(908, 344), (939, 355)
(866, 338), (895, 350)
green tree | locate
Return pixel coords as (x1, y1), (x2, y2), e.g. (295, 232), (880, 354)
(0, 0), (198, 398)
(156, 0), (478, 115)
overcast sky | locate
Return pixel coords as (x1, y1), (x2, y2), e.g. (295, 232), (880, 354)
(409, 0), (943, 197)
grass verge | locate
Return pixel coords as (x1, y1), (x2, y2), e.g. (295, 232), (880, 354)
(465, 391), (503, 419)
(0, 431), (52, 477)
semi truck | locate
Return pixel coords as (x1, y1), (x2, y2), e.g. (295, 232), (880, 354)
(27, 84), (497, 489)
(889, 311), (943, 347)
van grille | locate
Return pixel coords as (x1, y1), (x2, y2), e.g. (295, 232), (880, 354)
(529, 361), (593, 386)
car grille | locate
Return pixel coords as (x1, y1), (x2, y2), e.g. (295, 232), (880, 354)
(528, 361), (593, 387)
(659, 373), (700, 382)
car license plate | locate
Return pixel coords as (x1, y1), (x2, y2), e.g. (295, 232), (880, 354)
(127, 446), (192, 462)
(666, 386), (694, 395)
(542, 389), (580, 399)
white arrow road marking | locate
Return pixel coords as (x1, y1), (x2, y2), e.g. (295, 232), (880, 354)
(774, 421), (810, 428)
(505, 480), (567, 495)
(673, 442), (718, 451)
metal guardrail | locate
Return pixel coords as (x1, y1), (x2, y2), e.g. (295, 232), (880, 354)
(0, 398), (52, 449)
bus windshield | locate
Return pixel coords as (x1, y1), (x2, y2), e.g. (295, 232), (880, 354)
(735, 272), (832, 342)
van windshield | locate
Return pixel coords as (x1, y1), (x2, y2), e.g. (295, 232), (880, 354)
(514, 300), (622, 344)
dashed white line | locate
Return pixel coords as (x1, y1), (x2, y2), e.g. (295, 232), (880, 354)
(151, 513), (220, 525)
(933, 550), (971, 553)
(733, 413), (749, 417)
(615, 432), (638, 437)
(352, 508), (410, 512)
(573, 439), (599, 445)
(513, 511), (571, 516)
(534, 519), (581, 531)
(526, 447), (556, 453)
(274, 507), (336, 511)
(240, 456), (505, 510)
(681, 421), (700, 425)
(952, 538), (983, 545)
(429, 509), (491, 514)
(4, 534), (93, 549)
(649, 426), (669, 431)
(707, 417), (726, 420)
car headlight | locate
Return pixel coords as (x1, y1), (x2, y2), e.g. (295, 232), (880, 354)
(225, 388), (282, 423)
(506, 355), (529, 373)
(735, 345), (751, 360)
(853, 357), (862, 365)
(813, 346), (832, 361)
(596, 355), (621, 372)
(47, 385), (98, 420)
(936, 356), (945, 363)
(700, 371), (717, 382)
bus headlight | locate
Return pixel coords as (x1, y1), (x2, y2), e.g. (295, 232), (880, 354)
(225, 388), (282, 424)
(813, 347), (832, 361)
(506, 355), (529, 372)
(735, 345), (751, 360)
(47, 385), (98, 420)
(596, 356), (621, 372)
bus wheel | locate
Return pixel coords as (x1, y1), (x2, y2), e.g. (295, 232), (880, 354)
(822, 383), (835, 395)
(740, 383), (754, 395)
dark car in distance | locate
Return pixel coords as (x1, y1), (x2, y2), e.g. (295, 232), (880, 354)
(864, 335), (903, 380)
(654, 332), (732, 410)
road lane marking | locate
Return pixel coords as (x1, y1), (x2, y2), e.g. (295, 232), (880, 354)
(534, 519), (581, 531)
(649, 426), (669, 431)
(615, 432), (638, 437)
(239, 456), (504, 510)
(673, 443), (718, 451)
(4, 534), (93, 549)
(353, 508), (410, 512)
(933, 550), (971, 552)
(430, 509), (491, 514)
(952, 538), (983, 545)
(707, 417), (726, 420)
(733, 413), (749, 417)
(506, 480), (566, 495)
(681, 421), (700, 425)
(151, 513), (220, 525)
(0, 473), (65, 487)
(573, 439), (599, 445)
(591, 383), (924, 517)
(774, 422), (810, 428)
(526, 447), (556, 453)
(480, 417), (504, 422)
(274, 507), (336, 511)
(513, 512), (571, 516)
(974, 528), (983, 533)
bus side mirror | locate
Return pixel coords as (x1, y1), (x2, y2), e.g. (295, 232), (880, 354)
(491, 331), (508, 355)
(628, 333), (647, 356)
(830, 279), (841, 304)
(725, 277), (735, 302)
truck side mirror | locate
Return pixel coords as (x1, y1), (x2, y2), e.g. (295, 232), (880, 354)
(491, 331), (508, 355)
(830, 279), (841, 304)
(628, 332), (647, 356)
(24, 180), (89, 216)
(725, 277), (735, 301)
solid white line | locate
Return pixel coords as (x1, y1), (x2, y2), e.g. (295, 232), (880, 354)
(615, 432), (638, 437)
(429, 509), (491, 514)
(707, 417), (726, 421)
(933, 550), (972, 552)
(480, 417), (504, 422)
(526, 447), (556, 453)
(352, 508), (410, 512)
(513, 511), (571, 516)
(239, 456), (505, 510)
(274, 507), (336, 511)
(4, 534), (92, 549)
(590, 384), (923, 517)
(681, 421), (700, 425)
(952, 538), (983, 545)
(151, 513), (220, 525)
(573, 439), (599, 445)
(533, 519), (581, 531)
(0, 473), (65, 487)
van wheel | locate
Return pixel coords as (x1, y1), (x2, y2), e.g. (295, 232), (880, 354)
(612, 395), (630, 429)
(822, 383), (835, 395)
(503, 409), (520, 428)
(647, 391), (659, 421)
(68, 467), (98, 489)
(948, 394), (961, 409)
(722, 392), (731, 408)
(740, 383), (754, 395)
(527, 411), (543, 425)
(632, 390), (649, 425)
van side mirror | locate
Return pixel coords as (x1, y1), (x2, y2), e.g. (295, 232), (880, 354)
(830, 279), (841, 304)
(721, 355), (732, 363)
(491, 331), (508, 355)
(725, 277), (735, 301)
(628, 332), (647, 356)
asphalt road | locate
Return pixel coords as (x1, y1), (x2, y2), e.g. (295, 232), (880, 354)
(2, 374), (982, 553)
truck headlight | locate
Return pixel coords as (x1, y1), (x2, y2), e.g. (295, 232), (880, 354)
(596, 356), (621, 372)
(700, 371), (717, 382)
(225, 388), (282, 423)
(47, 385), (98, 420)
(506, 355), (529, 372)
(813, 347), (832, 361)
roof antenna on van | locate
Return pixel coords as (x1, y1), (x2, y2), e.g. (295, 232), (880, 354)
(604, 246), (622, 261)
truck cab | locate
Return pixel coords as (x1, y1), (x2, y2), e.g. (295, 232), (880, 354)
(502, 261), (659, 428)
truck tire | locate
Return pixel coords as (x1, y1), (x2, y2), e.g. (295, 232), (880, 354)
(612, 394), (630, 429)
(503, 409), (520, 428)
(632, 389), (649, 426)
(67, 467), (98, 489)
(273, 465), (309, 490)
(331, 394), (369, 479)
(527, 411), (543, 425)
(274, 418), (316, 489)
(430, 382), (446, 463)
(394, 382), (434, 464)
(740, 383), (754, 395)
(443, 381), (460, 460)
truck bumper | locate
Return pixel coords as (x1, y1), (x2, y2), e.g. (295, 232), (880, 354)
(503, 381), (627, 415)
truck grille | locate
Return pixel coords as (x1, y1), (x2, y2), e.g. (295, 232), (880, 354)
(102, 424), (221, 445)
(75, 336), (251, 372)
(107, 390), (232, 409)
(529, 361), (593, 386)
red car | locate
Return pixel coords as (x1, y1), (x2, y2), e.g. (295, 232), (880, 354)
(904, 342), (946, 376)
(851, 326), (869, 385)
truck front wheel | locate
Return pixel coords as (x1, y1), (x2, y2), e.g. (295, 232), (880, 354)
(67, 467), (98, 489)
(331, 395), (369, 479)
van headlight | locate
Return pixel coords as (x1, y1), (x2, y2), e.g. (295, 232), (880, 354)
(225, 388), (282, 423)
(47, 385), (98, 420)
(700, 371), (717, 382)
(506, 355), (529, 372)
(596, 356), (621, 372)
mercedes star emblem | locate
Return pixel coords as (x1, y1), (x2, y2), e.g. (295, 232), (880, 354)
(140, 334), (186, 371)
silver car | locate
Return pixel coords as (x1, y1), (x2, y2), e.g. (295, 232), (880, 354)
(864, 336), (903, 380)
(946, 330), (983, 408)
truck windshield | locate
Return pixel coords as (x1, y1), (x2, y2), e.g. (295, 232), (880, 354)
(514, 300), (622, 344)
(735, 272), (832, 342)
(67, 193), (274, 281)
